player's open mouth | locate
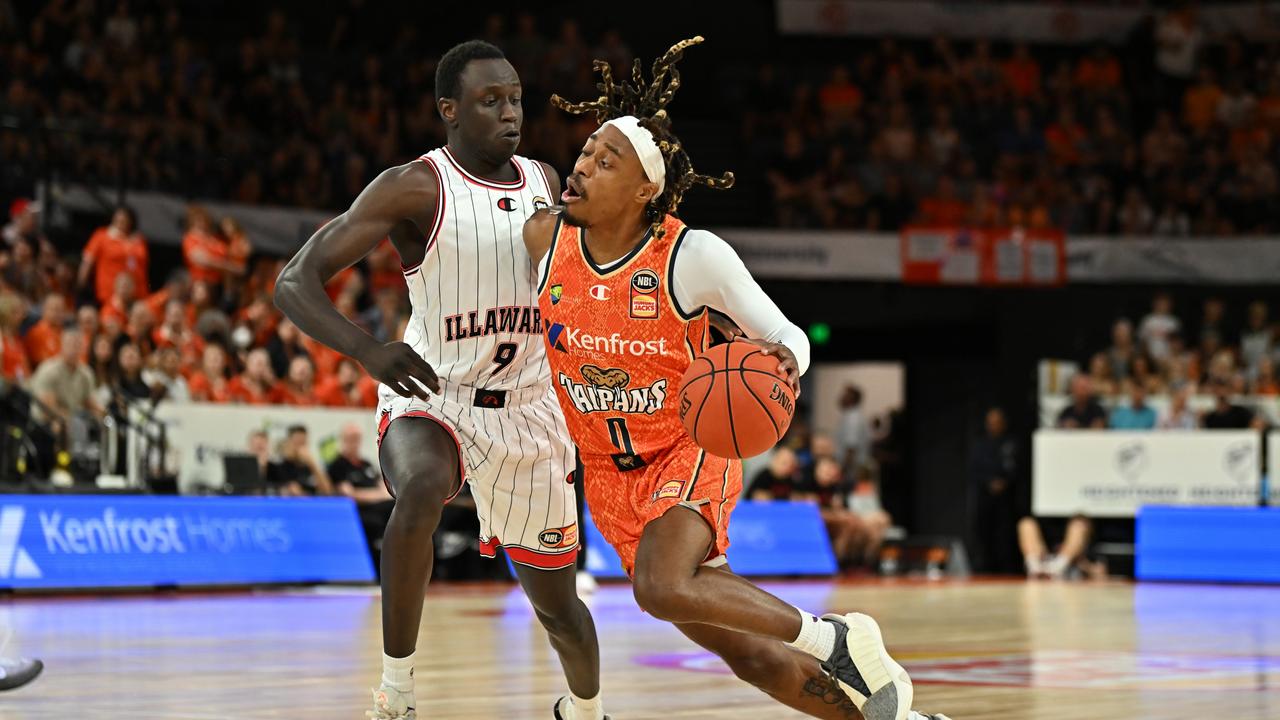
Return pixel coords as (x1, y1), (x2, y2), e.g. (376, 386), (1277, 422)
(562, 179), (584, 203)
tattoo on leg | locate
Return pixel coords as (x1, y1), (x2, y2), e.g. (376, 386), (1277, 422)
(803, 674), (860, 719)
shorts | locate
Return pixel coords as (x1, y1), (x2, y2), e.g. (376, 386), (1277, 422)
(581, 438), (743, 577)
(376, 381), (579, 570)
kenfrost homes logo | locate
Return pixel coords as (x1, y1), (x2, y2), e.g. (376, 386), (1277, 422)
(0, 506), (41, 579)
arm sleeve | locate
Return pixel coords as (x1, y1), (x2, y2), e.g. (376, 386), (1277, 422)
(670, 229), (811, 375)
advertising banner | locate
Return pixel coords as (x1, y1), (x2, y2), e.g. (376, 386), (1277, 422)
(0, 496), (374, 590)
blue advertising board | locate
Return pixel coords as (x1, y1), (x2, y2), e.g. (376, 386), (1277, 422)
(0, 496), (375, 590)
(1137, 506), (1280, 584)
(583, 500), (837, 578)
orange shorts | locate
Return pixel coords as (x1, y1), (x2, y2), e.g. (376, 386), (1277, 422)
(582, 439), (743, 577)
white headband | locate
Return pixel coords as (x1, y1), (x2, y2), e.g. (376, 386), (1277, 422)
(602, 115), (666, 196)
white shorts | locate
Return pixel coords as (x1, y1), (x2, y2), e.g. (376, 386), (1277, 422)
(376, 381), (579, 570)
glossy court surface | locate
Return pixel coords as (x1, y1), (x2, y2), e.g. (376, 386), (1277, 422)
(1, 579), (1276, 719)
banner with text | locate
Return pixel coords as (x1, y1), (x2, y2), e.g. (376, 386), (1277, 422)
(0, 495), (374, 590)
(901, 226), (1065, 286)
(1033, 430), (1261, 517)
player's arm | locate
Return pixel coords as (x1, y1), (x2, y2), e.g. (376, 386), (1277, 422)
(274, 162), (440, 400)
(522, 162), (563, 266)
(671, 229), (810, 394)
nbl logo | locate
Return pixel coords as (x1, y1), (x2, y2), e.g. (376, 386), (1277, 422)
(0, 506), (42, 579)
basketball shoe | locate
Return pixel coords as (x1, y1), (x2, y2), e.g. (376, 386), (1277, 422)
(908, 714), (952, 720)
(820, 613), (913, 720)
(0, 657), (42, 691)
(553, 695), (611, 719)
(366, 687), (415, 719)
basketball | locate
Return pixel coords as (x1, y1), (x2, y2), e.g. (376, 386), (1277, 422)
(678, 341), (796, 459)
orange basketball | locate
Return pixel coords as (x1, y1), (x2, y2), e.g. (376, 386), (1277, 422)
(678, 341), (796, 459)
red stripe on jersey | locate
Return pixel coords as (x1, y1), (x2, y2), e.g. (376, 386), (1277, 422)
(479, 538), (579, 570)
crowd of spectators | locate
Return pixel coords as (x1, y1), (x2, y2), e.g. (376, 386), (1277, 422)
(749, 385), (897, 570)
(6, 3), (1280, 236)
(1057, 291), (1279, 430)
(752, 6), (1280, 233)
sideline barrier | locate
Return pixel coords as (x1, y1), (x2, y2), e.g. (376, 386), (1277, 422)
(0, 495), (374, 590)
(1137, 507), (1280, 583)
(582, 500), (838, 579)
(1033, 430), (1260, 518)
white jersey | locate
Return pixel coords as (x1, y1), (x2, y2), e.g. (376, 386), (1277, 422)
(402, 146), (556, 391)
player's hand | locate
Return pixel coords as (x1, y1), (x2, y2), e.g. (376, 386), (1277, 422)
(739, 338), (801, 398)
(356, 341), (440, 400)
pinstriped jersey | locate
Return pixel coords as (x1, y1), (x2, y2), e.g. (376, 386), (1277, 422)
(537, 214), (711, 459)
(402, 147), (556, 391)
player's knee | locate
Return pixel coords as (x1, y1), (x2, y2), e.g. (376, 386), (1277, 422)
(631, 570), (693, 622)
(388, 470), (454, 527)
(1018, 516), (1038, 532)
(531, 600), (587, 641)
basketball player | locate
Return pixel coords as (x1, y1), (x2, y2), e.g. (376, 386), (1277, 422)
(275, 41), (606, 720)
(526, 39), (949, 720)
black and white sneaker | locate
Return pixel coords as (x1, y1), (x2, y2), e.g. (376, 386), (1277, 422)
(0, 657), (43, 691)
(553, 695), (611, 720)
(820, 613), (913, 720)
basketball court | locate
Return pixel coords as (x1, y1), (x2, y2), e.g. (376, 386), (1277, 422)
(2, 578), (1275, 719)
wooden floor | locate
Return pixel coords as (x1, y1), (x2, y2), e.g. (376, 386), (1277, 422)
(1, 578), (1277, 719)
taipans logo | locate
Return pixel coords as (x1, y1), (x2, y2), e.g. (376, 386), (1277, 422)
(590, 284), (611, 301)
(541, 321), (669, 357)
(0, 507), (41, 579)
(550, 284), (563, 305)
(497, 197), (517, 212)
(630, 269), (660, 319)
(1115, 441), (1149, 483)
(539, 523), (578, 549)
(558, 365), (668, 415)
(1224, 440), (1257, 485)
(532, 195), (550, 210)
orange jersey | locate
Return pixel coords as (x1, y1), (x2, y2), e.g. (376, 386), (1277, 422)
(538, 214), (709, 464)
(84, 228), (149, 305)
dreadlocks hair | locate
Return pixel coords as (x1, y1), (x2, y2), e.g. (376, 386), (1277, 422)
(551, 36), (734, 236)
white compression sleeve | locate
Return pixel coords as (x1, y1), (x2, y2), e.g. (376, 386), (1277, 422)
(670, 229), (811, 375)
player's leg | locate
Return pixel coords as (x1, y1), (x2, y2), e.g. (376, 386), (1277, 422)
(1017, 516), (1049, 575)
(631, 506), (912, 720)
(1058, 515), (1093, 565)
(373, 417), (463, 718)
(514, 564), (604, 719)
(677, 600), (865, 719)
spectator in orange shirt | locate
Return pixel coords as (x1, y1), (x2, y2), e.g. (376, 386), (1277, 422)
(316, 358), (378, 408)
(0, 293), (30, 383)
(182, 205), (238, 287)
(125, 302), (156, 357)
(1073, 45), (1122, 95)
(272, 355), (318, 406)
(818, 65), (862, 128)
(142, 269), (191, 322)
(917, 177), (969, 226)
(1044, 104), (1088, 166)
(24, 294), (67, 366)
(1183, 67), (1223, 134)
(1003, 42), (1041, 100)
(78, 206), (148, 306)
(188, 344), (233, 403)
(220, 216), (252, 280)
(228, 348), (276, 405)
(100, 273), (137, 329)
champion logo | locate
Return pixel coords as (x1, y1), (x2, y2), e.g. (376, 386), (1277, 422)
(0, 507), (41, 579)
(496, 197), (517, 212)
(590, 284), (610, 301)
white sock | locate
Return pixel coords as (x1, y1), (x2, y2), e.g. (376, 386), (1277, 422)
(572, 691), (605, 720)
(786, 607), (837, 661)
(381, 651), (415, 693)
